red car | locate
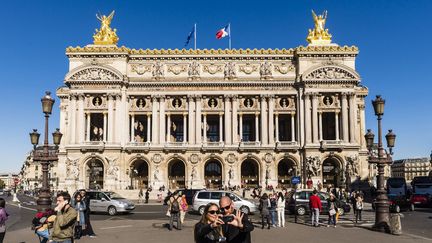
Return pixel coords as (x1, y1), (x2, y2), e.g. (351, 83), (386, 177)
(410, 194), (431, 207)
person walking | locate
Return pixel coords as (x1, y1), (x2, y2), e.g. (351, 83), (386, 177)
(327, 194), (338, 228)
(0, 198), (9, 243)
(145, 189), (150, 204)
(309, 190), (322, 227)
(259, 193), (271, 229)
(138, 188), (144, 204)
(355, 195), (364, 224)
(276, 192), (285, 227)
(73, 193), (86, 239)
(80, 189), (96, 238)
(180, 194), (188, 224)
(50, 192), (77, 243)
(306, 178), (313, 189)
(168, 192), (182, 230)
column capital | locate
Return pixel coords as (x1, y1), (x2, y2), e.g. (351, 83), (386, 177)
(147, 112), (152, 116)
(195, 95), (202, 101)
(232, 95), (238, 101)
(77, 94), (85, 100)
(187, 95), (195, 102)
(107, 93), (115, 100)
(224, 95), (232, 101)
(183, 112), (188, 117)
(70, 94), (78, 100)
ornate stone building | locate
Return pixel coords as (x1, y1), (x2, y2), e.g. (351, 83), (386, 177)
(391, 158), (431, 183)
(54, 11), (369, 194)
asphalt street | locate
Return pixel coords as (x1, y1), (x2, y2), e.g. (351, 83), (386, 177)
(3, 193), (432, 242)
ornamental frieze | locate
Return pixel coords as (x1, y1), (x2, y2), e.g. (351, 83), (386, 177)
(224, 62), (237, 80)
(238, 63), (258, 75)
(203, 63), (223, 75)
(167, 63), (187, 75)
(304, 66), (357, 80)
(274, 62), (295, 74)
(152, 62), (165, 80)
(259, 61), (273, 80)
(188, 61), (201, 79)
(131, 64), (151, 75)
(69, 68), (121, 81)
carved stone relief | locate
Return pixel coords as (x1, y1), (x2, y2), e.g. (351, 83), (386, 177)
(239, 63), (258, 75)
(69, 68), (121, 81)
(274, 62), (295, 74)
(260, 61), (273, 80)
(305, 67), (356, 80)
(131, 64), (151, 75)
(306, 156), (321, 177)
(167, 63), (187, 75)
(203, 63), (223, 75)
(224, 62), (237, 80)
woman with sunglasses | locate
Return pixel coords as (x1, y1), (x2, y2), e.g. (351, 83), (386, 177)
(194, 203), (226, 243)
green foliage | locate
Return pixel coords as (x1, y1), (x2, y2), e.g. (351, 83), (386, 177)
(0, 179), (5, 189)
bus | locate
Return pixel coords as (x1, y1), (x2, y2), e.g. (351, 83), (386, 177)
(411, 176), (432, 194)
(386, 177), (408, 196)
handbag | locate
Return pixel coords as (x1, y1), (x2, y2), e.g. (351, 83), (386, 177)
(329, 209), (336, 216)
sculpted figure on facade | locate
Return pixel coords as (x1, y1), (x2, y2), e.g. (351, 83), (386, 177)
(306, 156), (321, 177)
(228, 165), (235, 180)
(188, 61), (200, 79)
(345, 155), (359, 177)
(306, 67), (356, 80)
(306, 10), (332, 44)
(153, 165), (160, 181)
(106, 156), (120, 179)
(66, 157), (80, 180)
(191, 165), (198, 180)
(69, 68), (120, 81)
(93, 11), (119, 45)
(260, 61), (273, 80)
(152, 61), (165, 80)
(224, 62), (236, 80)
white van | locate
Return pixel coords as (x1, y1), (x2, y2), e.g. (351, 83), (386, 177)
(192, 190), (257, 215)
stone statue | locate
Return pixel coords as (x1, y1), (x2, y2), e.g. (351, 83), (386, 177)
(260, 62), (272, 79)
(66, 157), (80, 180)
(306, 156), (321, 177)
(265, 165), (271, 179)
(152, 62), (164, 79)
(153, 165), (160, 181)
(188, 61), (200, 78)
(224, 62), (236, 80)
(191, 165), (197, 179)
(106, 156), (120, 178)
(228, 166), (234, 180)
(345, 155), (359, 177)
(93, 11), (119, 45)
(306, 10), (332, 44)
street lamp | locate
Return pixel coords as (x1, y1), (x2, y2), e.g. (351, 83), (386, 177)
(29, 91), (62, 212)
(364, 95), (396, 233)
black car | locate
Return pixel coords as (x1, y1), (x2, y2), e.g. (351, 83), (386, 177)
(163, 189), (203, 205)
(287, 190), (351, 216)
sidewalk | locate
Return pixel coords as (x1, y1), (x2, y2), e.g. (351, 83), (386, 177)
(5, 218), (430, 243)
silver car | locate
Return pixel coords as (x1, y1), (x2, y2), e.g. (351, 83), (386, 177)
(84, 191), (135, 216)
(192, 190), (257, 215)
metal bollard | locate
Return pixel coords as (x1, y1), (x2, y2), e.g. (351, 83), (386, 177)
(389, 213), (402, 235)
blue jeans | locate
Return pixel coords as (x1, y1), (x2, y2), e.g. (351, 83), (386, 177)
(36, 229), (49, 243)
(270, 210), (277, 226)
(50, 240), (72, 243)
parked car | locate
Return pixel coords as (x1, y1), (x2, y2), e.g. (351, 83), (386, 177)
(73, 190), (135, 216)
(193, 190), (257, 215)
(163, 189), (203, 205)
(287, 189), (351, 216)
(410, 193), (431, 207)
(372, 194), (414, 213)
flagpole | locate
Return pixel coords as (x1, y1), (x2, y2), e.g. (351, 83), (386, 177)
(194, 23), (197, 50)
(228, 23), (231, 49)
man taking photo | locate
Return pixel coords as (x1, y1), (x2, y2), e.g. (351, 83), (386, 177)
(219, 196), (254, 243)
(50, 192), (77, 243)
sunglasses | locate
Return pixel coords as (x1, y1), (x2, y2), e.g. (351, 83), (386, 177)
(208, 210), (220, 215)
(221, 205), (231, 211)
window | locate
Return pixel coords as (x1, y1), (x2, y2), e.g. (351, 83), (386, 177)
(297, 191), (309, 200)
(322, 112), (336, 140)
(278, 114), (292, 141)
(210, 192), (223, 200)
(228, 193), (240, 201)
(97, 192), (109, 201)
(197, 192), (210, 199)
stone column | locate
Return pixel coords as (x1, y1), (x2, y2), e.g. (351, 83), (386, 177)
(318, 112), (323, 141)
(77, 95), (85, 143)
(103, 112), (107, 141)
(304, 93), (312, 144)
(69, 95), (77, 144)
(195, 96), (202, 144)
(188, 96), (195, 144)
(114, 94), (122, 143)
(349, 94), (357, 143)
(107, 94), (114, 143)
(341, 93), (349, 143)
(255, 112), (259, 143)
(219, 113), (223, 143)
(275, 113), (279, 142)
(183, 113), (187, 143)
(166, 113), (171, 142)
(260, 95), (268, 145)
(224, 96), (231, 144)
(312, 94), (318, 143)
(159, 97), (166, 144)
(147, 113), (151, 143)
(291, 113), (296, 142)
(298, 89), (304, 146)
(232, 96), (238, 144)
(130, 113), (135, 142)
(86, 112), (90, 142)
(203, 113), (207, 143)
(359, 104), (366, 147)
(335, 112), (340, 141)
(268, 95), (275, 144)
(239, 113), (243, 142)
(121, 87), (128, 147)
(151, 96), (158, 144)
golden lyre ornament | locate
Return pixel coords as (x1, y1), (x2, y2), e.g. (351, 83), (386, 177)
(93, 11), (119, 45)
(306, 10), (332, 45)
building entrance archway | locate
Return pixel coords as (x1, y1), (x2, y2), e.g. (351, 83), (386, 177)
(241, 159), (260, 188)
(204, 160), (222, 189)
(129, 159), (149, 189)
(322, 158), (342, 188)
(278, 159), (297, 188)
(86, 158), (104, 189)
(168, 159), (186, 189)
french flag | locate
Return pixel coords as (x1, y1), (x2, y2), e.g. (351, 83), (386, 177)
(216, 24), (230, 39)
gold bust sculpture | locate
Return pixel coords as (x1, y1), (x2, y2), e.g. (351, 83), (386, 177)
(306, 10), (332, 45)
(93, 11), (119, 45)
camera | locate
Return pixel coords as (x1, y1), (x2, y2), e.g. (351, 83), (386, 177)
(219, 215), (234, 224)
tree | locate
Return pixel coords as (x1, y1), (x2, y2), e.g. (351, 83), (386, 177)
(0, 179), (5, 189)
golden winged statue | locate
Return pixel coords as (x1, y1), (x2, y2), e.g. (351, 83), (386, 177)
(93, 11), (119, 45)
(306, 10), (332, 45)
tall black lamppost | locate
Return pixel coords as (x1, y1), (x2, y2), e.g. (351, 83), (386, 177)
(29, 91), (63, 212)
(364, 95), (396, 233)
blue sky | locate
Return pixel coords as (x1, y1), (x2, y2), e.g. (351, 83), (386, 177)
(0, 0), (431, 173)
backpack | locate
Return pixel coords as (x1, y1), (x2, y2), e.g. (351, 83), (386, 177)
(31, 216), (46, 231)
(170, 197), (180, 213)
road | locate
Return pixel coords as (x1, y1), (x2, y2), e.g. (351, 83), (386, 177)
(3, 193), (432, 242)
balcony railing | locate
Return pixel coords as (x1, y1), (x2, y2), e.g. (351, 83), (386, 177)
(81, 141), (105, 152)
(320, 140), (343, 150)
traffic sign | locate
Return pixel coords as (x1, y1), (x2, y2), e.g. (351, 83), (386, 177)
(291, 176), (301, 185)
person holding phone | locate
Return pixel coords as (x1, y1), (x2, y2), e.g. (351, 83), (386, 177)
(219, 196), (254, 243)
(50, 192), (77, 243)
(194, 203), (225, 243)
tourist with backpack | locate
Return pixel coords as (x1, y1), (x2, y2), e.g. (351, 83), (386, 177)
(32, 209), (56, 243)
(0, 198), (9, 243)
(168, 192), (182, 230)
